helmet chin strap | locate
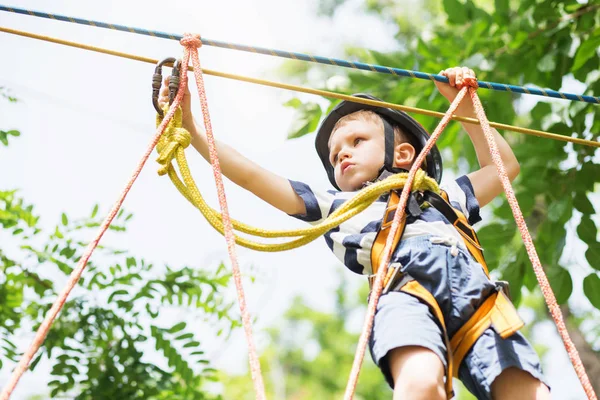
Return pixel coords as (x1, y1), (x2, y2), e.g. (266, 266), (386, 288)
(381, 115), (407, 174)
(362, 116), (408, 187)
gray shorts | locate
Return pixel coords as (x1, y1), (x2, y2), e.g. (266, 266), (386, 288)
(368, 235), (549, 399)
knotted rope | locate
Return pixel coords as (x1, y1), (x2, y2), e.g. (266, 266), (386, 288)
(155, 111), (439, 251)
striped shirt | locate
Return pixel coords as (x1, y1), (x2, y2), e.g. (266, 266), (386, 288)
(289, 176), (482, 276)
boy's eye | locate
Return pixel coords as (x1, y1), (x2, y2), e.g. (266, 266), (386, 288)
(354, 138), (362, 146)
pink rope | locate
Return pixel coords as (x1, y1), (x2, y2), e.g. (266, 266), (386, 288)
(344, 87), (469, 399)
(469, 87), (597, 400)
(345, 81), (597, 400)
(180, 34), (266, 399)
(0, 55), (190, 400)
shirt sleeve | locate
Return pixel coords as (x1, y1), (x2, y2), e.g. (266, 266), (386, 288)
(288, 180), (336, 224)
(440, 175), (482, 225)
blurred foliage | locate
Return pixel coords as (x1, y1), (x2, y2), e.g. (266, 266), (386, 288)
(220, 277), (484, 399)
(0, 87), (20, 146)
(0, 188), (238, 398)
(3, 0), (600, 398)
(220, 276), (392, 399)
(272, 0), (600, 396)
(285, 0), (600, 312)
(0, 93), (239, 398)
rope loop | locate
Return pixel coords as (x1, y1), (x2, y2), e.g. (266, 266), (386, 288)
(180, 32), (202, 49)
(156, 106), (191, 176)
(462, 75), (479, 90)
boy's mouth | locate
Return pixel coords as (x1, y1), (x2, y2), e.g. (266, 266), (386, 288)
(341, 161), (354, 175)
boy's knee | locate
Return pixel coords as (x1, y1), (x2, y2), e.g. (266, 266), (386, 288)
(394, 374), (446, 400)
(389, 346), (446, 400)
(491, 367), (550, 400)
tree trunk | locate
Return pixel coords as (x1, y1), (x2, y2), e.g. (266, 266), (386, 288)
(559, 305), (600, 395)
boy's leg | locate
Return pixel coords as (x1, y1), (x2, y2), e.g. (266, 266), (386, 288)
(369, 290), (448, 398)
(458, 329), (550, 400)
(388, 346), (446, 400)
(491, 367), (550, 400)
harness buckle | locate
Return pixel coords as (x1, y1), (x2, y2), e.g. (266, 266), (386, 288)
(494, 280), (512, 301)
(152, 57), (182, 118)
(368, 262), (403, 294)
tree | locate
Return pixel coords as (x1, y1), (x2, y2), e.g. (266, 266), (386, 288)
(220, 276), (485, 399)
(0, 88), (239, 399)
(283, 0), (600, 393)
(220, 275), (392, 399)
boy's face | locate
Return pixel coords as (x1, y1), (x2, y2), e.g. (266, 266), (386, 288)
(328, 119), (386, 191)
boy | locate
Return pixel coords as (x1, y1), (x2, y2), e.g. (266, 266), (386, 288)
(158, 67), (550, 399)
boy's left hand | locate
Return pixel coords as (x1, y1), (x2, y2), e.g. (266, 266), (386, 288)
(435, 66), (477, 108)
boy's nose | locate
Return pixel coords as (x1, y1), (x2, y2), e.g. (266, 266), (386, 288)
(338, 148), (351, 161)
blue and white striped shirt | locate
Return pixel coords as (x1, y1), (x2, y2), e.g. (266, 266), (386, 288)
(289, 176), (482, 276)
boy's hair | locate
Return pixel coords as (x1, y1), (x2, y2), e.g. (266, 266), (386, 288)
(330, 109), (416, 148)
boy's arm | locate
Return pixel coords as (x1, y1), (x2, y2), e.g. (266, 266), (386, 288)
(159, 78), (306, 216)
(187, 121), (307, 215)
(455, 110), (520, 208)
(436, 67), (520, 208)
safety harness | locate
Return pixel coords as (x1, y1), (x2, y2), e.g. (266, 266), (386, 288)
(369, 189), (524, 398)
(153, 73), (524, 398)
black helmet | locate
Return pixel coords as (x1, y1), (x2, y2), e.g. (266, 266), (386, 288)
(314, 93), (443, 190)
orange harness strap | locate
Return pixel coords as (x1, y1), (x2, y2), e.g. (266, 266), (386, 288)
(370, 191), (406, 272)
(450, 290), (524, 377)
(369, 189), (524, 398)
(438, 190), (489, 275)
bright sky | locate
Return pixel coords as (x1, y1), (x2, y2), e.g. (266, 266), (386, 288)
(0, 1), (589, 398)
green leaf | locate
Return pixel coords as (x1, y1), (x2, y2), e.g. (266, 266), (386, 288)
(168, 322), (186, 333)
(175, 333), (194, 341)
(107, 289), (129, 303)
(586, 243), (600, 270)
(577, 216), (597, 244)
(287, 102), (322, 139)
(91, 204), (99, 218)
(530, 102), (551, 123)
(443, 0), (467, 24)
(0, 131), (8, 146)
(573, 192), (595, 215)
(478, 223), (516, 247)
(572, 36), (600, 71)
(547, 196), (571, 223)
(61, 213), (68, 226)
(7, 130), (20, 137)
(583, 273), (600, 310)
(283, 98), (302, 109)
(546, 266), (572, 304)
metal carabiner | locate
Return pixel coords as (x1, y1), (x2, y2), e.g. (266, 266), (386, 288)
(152, 57), (182, 118)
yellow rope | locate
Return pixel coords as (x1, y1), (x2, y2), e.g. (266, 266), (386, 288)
(155, 107), (439, 251)
(1, 25), (598, 149)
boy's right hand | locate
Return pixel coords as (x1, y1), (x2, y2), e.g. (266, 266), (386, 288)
(158, 75), (195, 131)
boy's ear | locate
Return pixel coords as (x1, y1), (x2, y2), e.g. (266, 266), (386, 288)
(393, 142), (416, 170)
